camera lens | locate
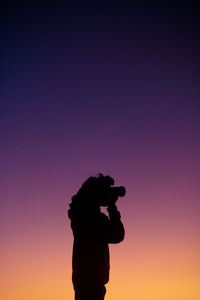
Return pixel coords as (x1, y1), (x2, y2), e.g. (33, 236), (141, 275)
(117, 186), (126, 197)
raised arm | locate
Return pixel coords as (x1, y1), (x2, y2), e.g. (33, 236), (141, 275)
(106, 203), (125, 244)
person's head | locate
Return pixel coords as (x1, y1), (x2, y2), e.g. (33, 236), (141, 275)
(71, 174), (114, 209)
(70, 174), (126, 210)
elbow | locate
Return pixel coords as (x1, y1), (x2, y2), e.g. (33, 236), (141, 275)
(117, 228), (125, 243)
(109, 228), (125, 244)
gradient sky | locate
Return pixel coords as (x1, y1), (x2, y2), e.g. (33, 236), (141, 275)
(1, 2), (200, 300)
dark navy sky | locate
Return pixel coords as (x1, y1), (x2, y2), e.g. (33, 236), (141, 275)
(1, 2), (199, 190)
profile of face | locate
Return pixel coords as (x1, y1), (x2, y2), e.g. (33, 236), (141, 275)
(98, 195), (110, 207)
(91, 189), (109, 207)
(96, 188), (119, 207)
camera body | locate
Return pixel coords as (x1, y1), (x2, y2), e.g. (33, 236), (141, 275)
(100, 185), (126, 206)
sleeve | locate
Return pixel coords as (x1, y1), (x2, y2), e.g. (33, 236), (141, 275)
(106, 204), (125, 244)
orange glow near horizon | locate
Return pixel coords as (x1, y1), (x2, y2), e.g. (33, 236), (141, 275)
(1, 213), (199, 300)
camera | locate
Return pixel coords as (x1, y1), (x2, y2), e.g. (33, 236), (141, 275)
(100, 185), (126, 206)
(109, 186), (126, 198)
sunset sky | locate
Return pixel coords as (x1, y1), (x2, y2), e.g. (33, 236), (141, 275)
(1, 2), (200, 300)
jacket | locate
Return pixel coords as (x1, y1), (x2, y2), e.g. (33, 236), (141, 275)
(68, 203), (125, 287)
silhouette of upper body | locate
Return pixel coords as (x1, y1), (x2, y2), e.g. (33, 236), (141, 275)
(68, 174), (125, 300)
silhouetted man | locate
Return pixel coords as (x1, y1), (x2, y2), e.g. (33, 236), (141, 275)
(68, 174), (125, 300)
